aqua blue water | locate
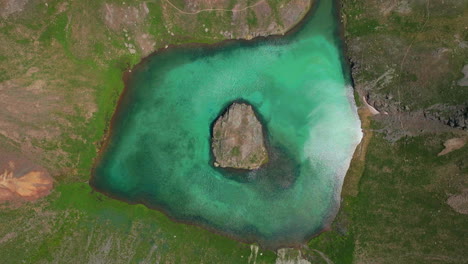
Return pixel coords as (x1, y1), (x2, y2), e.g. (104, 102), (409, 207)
(92, 0), (362, 248)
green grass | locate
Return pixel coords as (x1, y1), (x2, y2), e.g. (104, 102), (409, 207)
(346, 18), (380, 36)
(0, 182), (279, 263)
(2, 0), (467, 262)
(307, 131), (468, 263)
(38, 13), (68, 45)
(0, 0), (310, 262)
(247, 9), (258, 27)
(231, 146), (241, 156)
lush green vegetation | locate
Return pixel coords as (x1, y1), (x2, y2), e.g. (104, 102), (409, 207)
(0, 182), (279, 263)
(0, 0), (466, 262)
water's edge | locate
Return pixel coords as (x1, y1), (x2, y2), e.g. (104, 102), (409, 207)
(89, 0), (363, 250)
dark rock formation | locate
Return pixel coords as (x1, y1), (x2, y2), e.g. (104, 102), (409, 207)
(424, 105), (467, 130)
(212, 103), (268, 170)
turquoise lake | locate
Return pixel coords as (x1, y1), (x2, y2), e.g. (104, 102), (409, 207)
(92, 0), (362, 248)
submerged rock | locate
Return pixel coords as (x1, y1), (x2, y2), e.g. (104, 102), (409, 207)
(212, 102), (268, 170)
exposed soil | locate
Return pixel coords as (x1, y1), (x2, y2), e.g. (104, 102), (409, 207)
(447, 189), (468, 215)
(457, 64), (468, 86)
(438, 137), (467, 156)
(103, 2), (149, 31)
(279, 0), (311, 30)
(0, 0), (29, 18)
(0, 151), (53, 203)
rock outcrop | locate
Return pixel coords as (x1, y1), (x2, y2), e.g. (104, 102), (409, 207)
(212, 103), (268, 170)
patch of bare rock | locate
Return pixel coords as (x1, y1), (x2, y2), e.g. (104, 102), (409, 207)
(212, 102), (268, 170)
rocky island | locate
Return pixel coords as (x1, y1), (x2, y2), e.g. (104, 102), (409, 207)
(211, 103), (268, 170)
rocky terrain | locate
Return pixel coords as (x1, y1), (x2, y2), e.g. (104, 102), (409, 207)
(342, 0), (468, 138)
(212, 102), (268, 170)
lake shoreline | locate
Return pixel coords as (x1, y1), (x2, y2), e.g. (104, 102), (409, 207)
(89, 0), (317, 191)
(89, 0), (364, 250)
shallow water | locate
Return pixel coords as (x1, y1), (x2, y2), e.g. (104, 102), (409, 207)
(92, 0), (362, 248)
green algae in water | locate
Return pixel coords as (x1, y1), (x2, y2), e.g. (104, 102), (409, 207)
(92, 0), (362, 248)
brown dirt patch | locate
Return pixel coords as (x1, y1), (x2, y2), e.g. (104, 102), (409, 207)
(279, 0), (311, 30)
(438, 137), (467, 156)
(135, 33), (156, 57)
(0, 151), (53, 203)
(183, 0), (232, 11)
(0, 0), (29, 18)
(447, 189), (468, 215)
(103, 2), (149, 31)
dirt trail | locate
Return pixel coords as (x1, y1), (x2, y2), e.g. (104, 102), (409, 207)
(163, 0), (267, 15)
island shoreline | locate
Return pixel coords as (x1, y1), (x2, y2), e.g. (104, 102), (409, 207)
(88, 0), (364, 251)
